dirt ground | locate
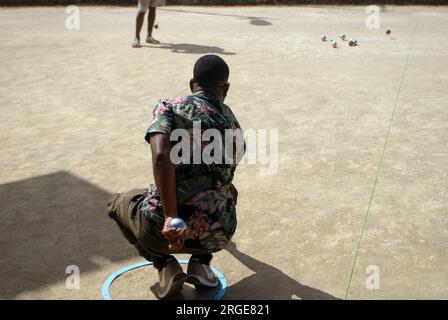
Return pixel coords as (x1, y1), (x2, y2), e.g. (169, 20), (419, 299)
(0, 5), (447, 300)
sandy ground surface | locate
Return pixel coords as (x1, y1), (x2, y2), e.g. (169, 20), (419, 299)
(0, 5), (447, 300)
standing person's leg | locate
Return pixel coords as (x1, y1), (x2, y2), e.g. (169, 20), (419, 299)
(145, 0), (165, 44)
(132, 0), (150, 48)
(147, 8), (157, 38)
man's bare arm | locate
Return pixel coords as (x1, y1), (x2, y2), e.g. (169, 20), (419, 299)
(150, 133), (178, 219)
(150, 133), (184, 251)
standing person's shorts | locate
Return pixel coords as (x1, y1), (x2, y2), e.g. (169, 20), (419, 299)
(138, 0), (166, 13)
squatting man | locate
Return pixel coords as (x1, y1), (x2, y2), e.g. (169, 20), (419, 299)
(107, 55), (245, 298)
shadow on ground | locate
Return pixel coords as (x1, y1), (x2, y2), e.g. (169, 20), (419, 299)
(0, 171), (336, 300)
(225, 241), (339, 300)
(143, 43), (236, 55)
(147, 242), (339, 300)
(248, 18), (272, 26)
(161, 8), (273, 27)
(0, 171), (134, 299)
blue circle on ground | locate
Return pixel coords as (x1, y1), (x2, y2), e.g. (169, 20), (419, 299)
(102, 259), (227, 300)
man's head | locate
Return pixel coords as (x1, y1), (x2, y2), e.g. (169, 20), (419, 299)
(190, 54), (230, 102)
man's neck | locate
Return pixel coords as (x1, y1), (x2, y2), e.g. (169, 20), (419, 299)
(193, 86), (223, 103)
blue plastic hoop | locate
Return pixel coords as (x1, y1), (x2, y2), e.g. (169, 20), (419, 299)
(102, 259), (227, 300)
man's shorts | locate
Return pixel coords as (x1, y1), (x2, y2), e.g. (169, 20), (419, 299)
(107, 188), (170, 261)
(107, 186), (236, 261)
(107, 188), (226, 260)
(138, 0), (166, 13)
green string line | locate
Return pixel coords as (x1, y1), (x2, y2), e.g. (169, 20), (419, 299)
(343, 17), (419, 300)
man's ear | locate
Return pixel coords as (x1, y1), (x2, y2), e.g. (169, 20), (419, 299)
(223, 83), (230, 98)
(189, 79), (194, 93)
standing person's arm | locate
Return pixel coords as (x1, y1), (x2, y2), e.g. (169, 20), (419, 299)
(150, 133), (184, 251)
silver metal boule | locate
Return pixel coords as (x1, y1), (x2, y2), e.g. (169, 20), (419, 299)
(321, 35), (326, 41)
(348, 38), (358, 47)
(340, 34), (346, 40)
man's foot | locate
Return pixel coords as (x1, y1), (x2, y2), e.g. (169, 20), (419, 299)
(132, 38), (141, 48)
(145, 35), (160, 44)
(185, 256), (219, 288)
(155, 257), (186, 299)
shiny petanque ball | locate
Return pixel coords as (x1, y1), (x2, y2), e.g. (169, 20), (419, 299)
(321, 35), (327, 41)
(330, 40), (337, 48)
(169, 218), (187, 229)
(348, 39), (357, 47)
(340, 34), (346, 40)
(386, 29), (391, 35)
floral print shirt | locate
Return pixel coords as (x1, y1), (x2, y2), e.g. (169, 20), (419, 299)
(142, 90), (244, 253)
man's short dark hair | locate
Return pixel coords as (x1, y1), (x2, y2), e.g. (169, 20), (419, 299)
(193, 54), (229, 86)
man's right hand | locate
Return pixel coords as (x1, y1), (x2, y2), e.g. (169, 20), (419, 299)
(162, 217), (186, 252)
